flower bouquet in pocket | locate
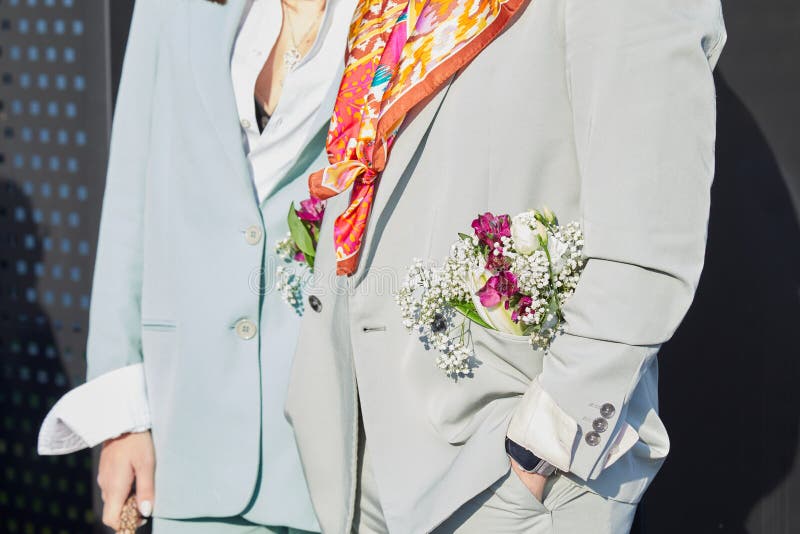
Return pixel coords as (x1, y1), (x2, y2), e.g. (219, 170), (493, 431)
(395, 208), (586, 377)
(275, 197), (325, 315)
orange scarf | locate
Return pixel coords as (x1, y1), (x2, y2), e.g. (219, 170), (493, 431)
(309, 0), (525, 275)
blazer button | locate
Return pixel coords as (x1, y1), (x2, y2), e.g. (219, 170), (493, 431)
(585, 431), (601, 447)
(592, 418), (608, 433)
(600, 403), (616, 419)
(308, 295), (322, 313)
(235, 318), (257, 340)
(244, 225), (263, 245)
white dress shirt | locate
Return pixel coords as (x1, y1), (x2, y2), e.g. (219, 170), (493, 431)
(38, 0), (350, 455)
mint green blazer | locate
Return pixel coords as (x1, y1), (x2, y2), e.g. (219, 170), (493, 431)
(84, 1), (335, 529)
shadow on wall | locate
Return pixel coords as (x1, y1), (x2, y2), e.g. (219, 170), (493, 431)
(636, 72), (800, 534)
(0, 179), (95, 533)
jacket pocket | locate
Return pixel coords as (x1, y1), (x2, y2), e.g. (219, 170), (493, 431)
(470, 323), (543, 384)
(141, 318), (178, 331)
(426, 325), (543, 444)
(141, 319), (178, 361)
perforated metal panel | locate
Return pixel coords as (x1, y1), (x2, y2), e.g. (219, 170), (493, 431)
(0, 0), (111, 532)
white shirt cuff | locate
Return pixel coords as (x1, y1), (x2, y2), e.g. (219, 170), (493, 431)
(37, 363), (151, 455)
(506, 377), (579, 472)
(507, 377), (639, 473)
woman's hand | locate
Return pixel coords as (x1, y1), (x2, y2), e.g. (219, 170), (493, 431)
(510, 458), (548, 502)
(97, 431), (155, 530)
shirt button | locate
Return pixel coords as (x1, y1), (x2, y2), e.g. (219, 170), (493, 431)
(240, 118), (252, 129)
(600, 403), (616, 419)
(244, 225), (263, 245)
(592, 418), (608, 433)
(585, 431), (602, 447)
(235, 318), (257, 340)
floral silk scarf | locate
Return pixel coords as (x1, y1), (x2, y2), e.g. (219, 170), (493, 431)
(309, 0), (526, 275)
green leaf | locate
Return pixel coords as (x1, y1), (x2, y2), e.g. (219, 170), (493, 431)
(458, 232), (473, 242)
(545, 295), (563, 322)
(287, 203), (316, 259)
(452, 301), (493, 330)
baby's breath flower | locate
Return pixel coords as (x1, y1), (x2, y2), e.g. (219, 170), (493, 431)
(395, 210), (586, 378)
(275, 233), (299, 262)
(276, 265), (305, 316)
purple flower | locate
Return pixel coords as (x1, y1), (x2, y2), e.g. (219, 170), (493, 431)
(294, 251), (306, 263)
(477, 271), (519, 308)
(511, 295), (533, 323)
(471, 212), (511, 247)
(297, 198), (326, 223)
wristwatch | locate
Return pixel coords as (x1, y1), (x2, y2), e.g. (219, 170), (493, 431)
(505, 437), (558, 477)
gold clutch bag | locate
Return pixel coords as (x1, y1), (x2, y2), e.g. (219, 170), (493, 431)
(117, 495), (144, 534)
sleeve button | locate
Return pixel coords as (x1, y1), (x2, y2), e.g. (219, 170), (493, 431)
(585, 431), (602, 447)
(600, 403), (616, 419)
(592, 418), (608, 433)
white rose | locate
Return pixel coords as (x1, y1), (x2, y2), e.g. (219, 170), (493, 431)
(511, 216), (541, 255)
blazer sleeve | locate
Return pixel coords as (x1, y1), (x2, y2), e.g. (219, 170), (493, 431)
(85, 0), (162, 380)
(506, 0), (727, 479)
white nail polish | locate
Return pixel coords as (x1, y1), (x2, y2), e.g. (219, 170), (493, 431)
(138, 500), (153, 517)
(139, 518), (149, 528)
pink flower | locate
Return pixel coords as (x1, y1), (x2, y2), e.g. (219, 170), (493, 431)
(297, 198), (326, 223)
(477, 271), (519, 308)
(471, 212), (511, 248)
(511, 295), (533, 323)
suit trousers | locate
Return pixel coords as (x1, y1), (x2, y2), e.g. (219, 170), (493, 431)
(352, 419), (638, 534)
(153, 517), (316, 534)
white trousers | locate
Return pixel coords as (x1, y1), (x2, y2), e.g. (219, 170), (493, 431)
(353, 425), (637, 534)
(434, 469), (637, 533)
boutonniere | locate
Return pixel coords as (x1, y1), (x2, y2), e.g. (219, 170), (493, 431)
(275, 198), (325, 315)
(396, 208), (586, 377)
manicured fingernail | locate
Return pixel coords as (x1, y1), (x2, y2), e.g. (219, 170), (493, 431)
(138, 500), (152, 517)
(139, 518), (149, 527)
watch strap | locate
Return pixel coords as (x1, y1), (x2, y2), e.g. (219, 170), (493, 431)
(505, 437), (558, 477)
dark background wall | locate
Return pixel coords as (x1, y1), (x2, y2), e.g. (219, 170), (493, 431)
(640, 2), (800, 533)
(1, 1), (113, 532)
(1, 1), (797, 533)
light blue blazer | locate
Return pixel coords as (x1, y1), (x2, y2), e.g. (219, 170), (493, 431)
(84, 0), (338, 529)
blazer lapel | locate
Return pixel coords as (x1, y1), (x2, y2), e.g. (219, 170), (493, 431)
(188, 1), (253, 199)
(353, 76), (456, 281)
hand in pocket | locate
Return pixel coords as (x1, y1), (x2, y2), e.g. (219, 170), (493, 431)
(509, 457), (547, 502)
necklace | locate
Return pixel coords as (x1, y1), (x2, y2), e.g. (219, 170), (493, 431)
(282, 1), (325, 71)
